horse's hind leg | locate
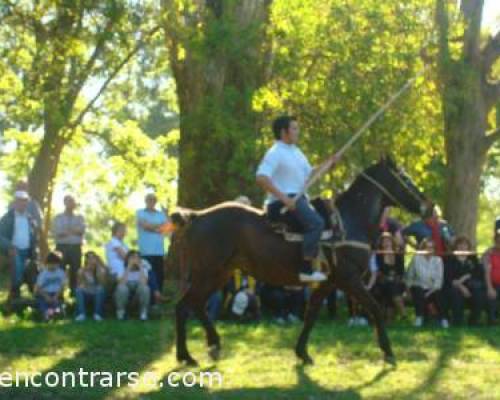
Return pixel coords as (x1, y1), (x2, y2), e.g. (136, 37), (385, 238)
(176, 280), (224, 365)
(347, 279), (395, 365)
(192, 299), (221, 361)
(176, 292), (198, 366)
(296, 280), (335, 365)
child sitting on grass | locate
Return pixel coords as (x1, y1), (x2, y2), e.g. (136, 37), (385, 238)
(34, 251), (67, 322)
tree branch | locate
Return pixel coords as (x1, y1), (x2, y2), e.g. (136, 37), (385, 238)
(485, 82), (500, 110)
(482, 30), (500, 76)
(483, 126), (500, 150)
(460, 0), (484, 65)
(435, 0), (451, 80)
(74, 18), (115, 91)
(64, 25), (161, 139)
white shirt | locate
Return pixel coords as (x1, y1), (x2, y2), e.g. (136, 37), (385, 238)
(13, 212), (30, 250)
(406, 255), (443, 291)
(256, 141), (312, 203)
(105, 237), (128, 278)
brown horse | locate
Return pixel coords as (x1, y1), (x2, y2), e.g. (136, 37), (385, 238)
(167, 157), (430, 366)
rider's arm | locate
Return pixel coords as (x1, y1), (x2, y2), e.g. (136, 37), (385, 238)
(256, 175), (290, 205)
(305, 153), (341, 187)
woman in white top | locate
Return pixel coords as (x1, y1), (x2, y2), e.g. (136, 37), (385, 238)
(406, 238), (449, 328)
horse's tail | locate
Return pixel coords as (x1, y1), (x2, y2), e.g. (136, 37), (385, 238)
(170, 207), (198, 228)
(168, 208), (198, 301)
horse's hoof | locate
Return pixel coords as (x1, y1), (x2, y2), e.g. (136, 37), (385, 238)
(384, 354), (397, 367)
(296, 350), (314, 365)
(208, 345), (220, 361)
(303, 355), (314, 365)
(177, 355), (198, 366)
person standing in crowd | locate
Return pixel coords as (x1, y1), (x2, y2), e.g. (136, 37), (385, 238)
(9, 181), (44, 233)
(115, 250), (150, 321)
(0, 190), (39, 300)
(52, 195), (86, 295)
(406, 238), (449, 328)
(403, 205), (454, 256)
(75, 251), (108, 322)
(34, 251), (67, 322)
(443, 236), (484, 326)
(485, 230), (500, 324)
(136, 193), (168, 293)
(105, 222), (129, 289)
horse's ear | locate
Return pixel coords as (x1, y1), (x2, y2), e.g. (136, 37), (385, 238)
(379, 154), (387, 163)
(384, 154), (396, 167)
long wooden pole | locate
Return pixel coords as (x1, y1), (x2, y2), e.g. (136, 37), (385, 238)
(294, 66), (427, 201)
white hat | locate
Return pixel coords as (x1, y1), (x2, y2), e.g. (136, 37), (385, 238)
(231, 291), (249, 316)
(15, 191), (29, 200)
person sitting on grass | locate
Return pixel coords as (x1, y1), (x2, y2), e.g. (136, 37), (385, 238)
(114, 250), (150, 321)
(222, 269), (260, 322)
(443, 236), (484, 326)
(74, 251), (108, 322)
(34, 251), (67, 322)
(406, 238), (449, 328)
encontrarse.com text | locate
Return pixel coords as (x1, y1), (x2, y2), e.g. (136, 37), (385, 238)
(0, 369), (223, 389)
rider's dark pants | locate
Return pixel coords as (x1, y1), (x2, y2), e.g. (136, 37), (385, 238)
(294, 195), (325, 259)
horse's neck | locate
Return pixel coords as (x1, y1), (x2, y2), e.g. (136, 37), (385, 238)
(336, 180), (386, 242)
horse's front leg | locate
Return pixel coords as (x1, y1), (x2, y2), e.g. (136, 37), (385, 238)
(295, 280), (335, 364)
(346, 279), (396, 365)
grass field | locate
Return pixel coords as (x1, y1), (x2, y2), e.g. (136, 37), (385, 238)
(1, 307), (500, 400)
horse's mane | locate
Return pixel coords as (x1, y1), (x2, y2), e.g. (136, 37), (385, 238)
(172, 162), (386, 227)
(171, 201), (264, 227)
(334, 165), (374, 208)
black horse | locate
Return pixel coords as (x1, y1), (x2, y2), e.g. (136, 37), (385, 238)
(167, 157), (430, 366)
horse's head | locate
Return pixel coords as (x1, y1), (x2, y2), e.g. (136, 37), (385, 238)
(362, 156), (431, 217)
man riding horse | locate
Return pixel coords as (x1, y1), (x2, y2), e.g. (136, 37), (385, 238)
(256, 115), (341, 282)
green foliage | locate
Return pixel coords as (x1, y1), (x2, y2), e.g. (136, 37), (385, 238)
(163, 0), (272, 207)
(256, 0), (445, 203)
(0, 0), (178, 248)
(0, 0), (498, 244)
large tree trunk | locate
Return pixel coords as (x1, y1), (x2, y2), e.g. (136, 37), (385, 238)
(164, 0), (273, 208)
(436, 0), (500, 244)
(444, 127), (486, 242)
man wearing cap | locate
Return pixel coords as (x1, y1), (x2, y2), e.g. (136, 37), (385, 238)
(136, 193), (168, 293)
(0, 190), (39, 299)
(8, 180), (43, 229)
(51, 195), (86, 295)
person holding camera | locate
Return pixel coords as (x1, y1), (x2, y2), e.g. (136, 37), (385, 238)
(114, 250), (150, 321)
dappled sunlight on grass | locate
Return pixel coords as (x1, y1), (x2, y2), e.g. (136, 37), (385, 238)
(0, 315), (499, 398)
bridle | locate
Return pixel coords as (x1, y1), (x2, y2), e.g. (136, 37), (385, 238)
(359, 169), (426, 213)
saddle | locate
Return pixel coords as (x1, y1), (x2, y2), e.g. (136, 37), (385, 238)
(265, 197), (344, 243)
